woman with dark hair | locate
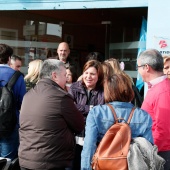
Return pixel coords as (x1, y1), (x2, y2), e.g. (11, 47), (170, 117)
(81, 74), (153, 170)
(65, 66), (77, 91)
(65, 65), (78, 91)
(68, 60), (104, 170)
(77, 52), (104, 81)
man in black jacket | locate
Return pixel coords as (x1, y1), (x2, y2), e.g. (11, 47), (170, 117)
(19, 59), (84, 170)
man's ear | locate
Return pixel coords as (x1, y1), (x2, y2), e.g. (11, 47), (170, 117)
(51, 72), (57, 82)
(145, 64), (150, 72)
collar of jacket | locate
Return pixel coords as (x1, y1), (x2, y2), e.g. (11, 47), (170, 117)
(38, 78), (65, 91)
(74, 81), (102, 96)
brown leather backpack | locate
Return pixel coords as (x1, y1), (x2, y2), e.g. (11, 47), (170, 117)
(91, 103), (135, 170)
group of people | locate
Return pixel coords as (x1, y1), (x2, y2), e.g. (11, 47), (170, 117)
(0, 42), (170, 170)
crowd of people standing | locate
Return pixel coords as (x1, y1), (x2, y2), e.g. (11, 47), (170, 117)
(0, 42), (170, 170)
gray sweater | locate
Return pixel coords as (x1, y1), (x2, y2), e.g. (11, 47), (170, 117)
(127, 137), (165, 170)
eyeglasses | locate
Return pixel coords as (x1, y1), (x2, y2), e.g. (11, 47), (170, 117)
(136, 64), (146, 70)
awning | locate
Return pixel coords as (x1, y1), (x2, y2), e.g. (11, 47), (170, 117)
(0, 0), (148, 10)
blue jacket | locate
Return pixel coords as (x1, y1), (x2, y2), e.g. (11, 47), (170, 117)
(0, 65), (26, 126)
(81, 102), (153, 170)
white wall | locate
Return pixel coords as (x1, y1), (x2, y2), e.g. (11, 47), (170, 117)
(144, 0), (170, 95)
(147, 0), (170, 48)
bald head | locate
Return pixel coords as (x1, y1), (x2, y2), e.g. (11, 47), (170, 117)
(57, 42), (70, 63)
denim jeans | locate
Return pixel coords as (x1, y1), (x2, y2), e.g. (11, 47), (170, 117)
(0, 126), (19, 160)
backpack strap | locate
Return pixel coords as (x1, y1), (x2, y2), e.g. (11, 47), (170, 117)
(107, 103), (135, 124)
(6, 71), (22, 90)
(107, 103), (118, 123)
(127, 107), (135, 124)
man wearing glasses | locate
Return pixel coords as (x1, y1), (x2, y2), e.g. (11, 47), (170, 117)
(137, 49), (170, 170)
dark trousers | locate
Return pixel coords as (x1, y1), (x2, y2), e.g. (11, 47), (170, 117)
(158, 150), (170, 170)
(72, 144), (83, 170)
(21, 167), (65, 170)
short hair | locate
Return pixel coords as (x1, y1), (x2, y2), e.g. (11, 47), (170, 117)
(139, 49), (163, 72)
(24, 59), (43, 83)
(11, 55), (22, 61)
(82, 60), (104, 89)
(0, 44), (13, 64)
(86, 52), (104, 62)
(104, 74), (134, 103)
(39, 59), (65, 79)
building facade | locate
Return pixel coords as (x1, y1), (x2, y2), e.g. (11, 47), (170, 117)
(0, 0), (168, 79)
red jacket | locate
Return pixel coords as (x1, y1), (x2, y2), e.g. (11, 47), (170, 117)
(142, 78), (170, 151)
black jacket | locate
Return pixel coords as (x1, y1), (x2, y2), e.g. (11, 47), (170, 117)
(19, 78), (84, 169)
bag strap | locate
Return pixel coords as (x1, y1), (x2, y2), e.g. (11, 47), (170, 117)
(107, 103), (118, 123)
(6, 71), (22, 90)
(132, 84), (143, 107)
(106, 103), (135, 124)
(127, 107), (135, 124)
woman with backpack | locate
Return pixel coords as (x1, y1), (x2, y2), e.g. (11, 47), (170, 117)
(81, 73), (154, 170)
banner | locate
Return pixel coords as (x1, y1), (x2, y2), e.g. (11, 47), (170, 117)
(136, 17), (147, 92)
(154, 36), (170, 56)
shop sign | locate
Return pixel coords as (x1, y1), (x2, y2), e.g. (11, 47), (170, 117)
(154, 36), (170, 56)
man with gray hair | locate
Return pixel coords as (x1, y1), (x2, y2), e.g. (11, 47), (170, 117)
(19, 59), (84, 170)
(10, 54), (22, 71)
(137, 49), (170, 170)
